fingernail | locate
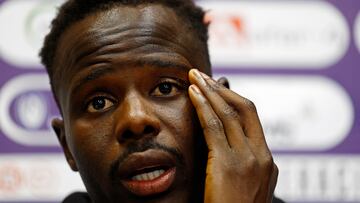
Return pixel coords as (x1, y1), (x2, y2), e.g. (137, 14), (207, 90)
(190, 85), (201, 94)
(200, 72), (217, 86)
(200, 72), (210, 80)
(192, 69), (202, 79)
(191, 69), (207, 86)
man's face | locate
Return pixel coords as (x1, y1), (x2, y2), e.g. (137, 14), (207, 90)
(52, 4), (209, 203)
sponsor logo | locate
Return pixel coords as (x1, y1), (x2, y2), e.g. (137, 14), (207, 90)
(0, 165), (22, 193)
(214, 74), (354, 150)
(275, 155), (360, 202)
(0, 0), (63, 68)
(354, 11), (360, 55)
(0, 74), (59, 146)
(0, 155), (84, 201)
(15, 92), (48, 130)
(199, 1), (350, 68)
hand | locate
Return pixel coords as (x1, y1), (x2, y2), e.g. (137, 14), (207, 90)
(188, 69), (278, 203)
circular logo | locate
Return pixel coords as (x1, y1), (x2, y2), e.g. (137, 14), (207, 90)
(0, 0), (62, 68)
(0, 165), (22, 193)
(15, 92), (48, 130)
(354, 11), (360, 54)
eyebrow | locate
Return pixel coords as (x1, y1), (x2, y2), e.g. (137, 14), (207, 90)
(71, 58), (192, 95)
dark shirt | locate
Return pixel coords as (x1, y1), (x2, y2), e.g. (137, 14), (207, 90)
(63, 192), (286, 203)
(63, 192), (91, 203)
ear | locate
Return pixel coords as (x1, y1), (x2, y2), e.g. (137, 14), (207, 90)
(217, 77), (230, 89)
(52, 118), (78, 171)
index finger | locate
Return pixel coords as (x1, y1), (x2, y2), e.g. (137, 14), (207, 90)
(195, 70), (271, 156)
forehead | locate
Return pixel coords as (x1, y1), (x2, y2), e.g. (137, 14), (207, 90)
(53, 4), (206, 80)
(53, 3), (208, 109)
(91, 3), (183, 30)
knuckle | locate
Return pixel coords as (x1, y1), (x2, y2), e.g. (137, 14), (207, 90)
(199, 97), (211, 107)
(213, 82), (222, 91)
(224, 158), (241, 170)
(243, 98), (257, 112)
(205, 84), (216, 92)
(222, 105), (239, 118)
(205, 78), (222, 91)
(260, 155), (274, 171)
(205, 79), (222, 92)
(245, 155), (260, 172)
(205, 117), (223, 131)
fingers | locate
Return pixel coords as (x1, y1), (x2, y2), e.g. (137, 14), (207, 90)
(216, 85), (272, 159)
(189, 69), (278, 202)
(188, 84), (228, 152)
(188, 69), (249, 149)
(189, 69), (271, 157)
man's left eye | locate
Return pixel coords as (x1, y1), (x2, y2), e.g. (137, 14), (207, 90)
(152, 82), (180, 96)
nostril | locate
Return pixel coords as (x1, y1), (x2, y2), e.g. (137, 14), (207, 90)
(144, 125), (155, 135)
(120, 126), (156, 141)
(122, 129), (133, 140)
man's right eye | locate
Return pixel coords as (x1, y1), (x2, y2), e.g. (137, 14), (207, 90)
(86, 96), (114, 113)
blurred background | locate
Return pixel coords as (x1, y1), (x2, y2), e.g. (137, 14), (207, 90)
(0, 0), (359, 202)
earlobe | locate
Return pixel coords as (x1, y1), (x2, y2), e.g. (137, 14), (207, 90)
(52, 118), (78, 172)
(217, 77), (230, 89)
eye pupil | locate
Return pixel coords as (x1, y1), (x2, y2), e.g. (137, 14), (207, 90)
(92, 98), (106, 110)
(159, 83), (172, 94)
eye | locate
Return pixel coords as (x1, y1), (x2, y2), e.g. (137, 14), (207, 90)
(87, 96), (114, 113)
(152, 82), (180, 97)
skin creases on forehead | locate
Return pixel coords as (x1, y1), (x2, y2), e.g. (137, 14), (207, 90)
(53, 4), (207, 109)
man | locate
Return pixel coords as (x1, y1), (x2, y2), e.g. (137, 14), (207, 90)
(40, 0), (281, 202)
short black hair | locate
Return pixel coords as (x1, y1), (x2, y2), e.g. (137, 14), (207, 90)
(39, 0), (210, 96)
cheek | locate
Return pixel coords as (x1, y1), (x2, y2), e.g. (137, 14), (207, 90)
(68, 117), (119, 177)
(155, 96), (198, 164)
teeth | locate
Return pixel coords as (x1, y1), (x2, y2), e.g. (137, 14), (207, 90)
(154, 170), (160, 177)
(148, 171), (154, 179)
(132, 169), (165, 181)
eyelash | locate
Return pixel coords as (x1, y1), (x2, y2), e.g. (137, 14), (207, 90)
(83, 93), (115, 111)
(153, 78), (189, 93)
(164, 77), (189, 88)
(81, 77), (189, 112)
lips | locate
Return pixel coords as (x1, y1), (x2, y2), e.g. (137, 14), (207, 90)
(117, 149), (177, 197)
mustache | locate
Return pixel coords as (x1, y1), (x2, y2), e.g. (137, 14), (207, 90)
(109, 140), (185, 181)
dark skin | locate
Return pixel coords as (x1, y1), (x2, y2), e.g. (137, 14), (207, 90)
(51, 4), (277, 203)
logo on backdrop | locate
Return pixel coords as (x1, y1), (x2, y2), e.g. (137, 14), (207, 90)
(0, 0), (62, 146)
(221, 75), (354, 151)
(200, 1), (350, 68)
(0, 165), (21, 193)
(15, 92), (48, 130)
(354, 10), (360, 55)
(0, 0), (63, 68)
(0, 74), (58, 146)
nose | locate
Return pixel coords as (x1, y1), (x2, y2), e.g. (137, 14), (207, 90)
(114, 92), (160, 142)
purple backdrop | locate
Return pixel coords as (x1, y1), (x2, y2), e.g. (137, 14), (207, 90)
(0, 0), (359, 202)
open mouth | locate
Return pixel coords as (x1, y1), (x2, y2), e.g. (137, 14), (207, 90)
(117, 150), (177, 197)
(130, 166), (169, 181)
